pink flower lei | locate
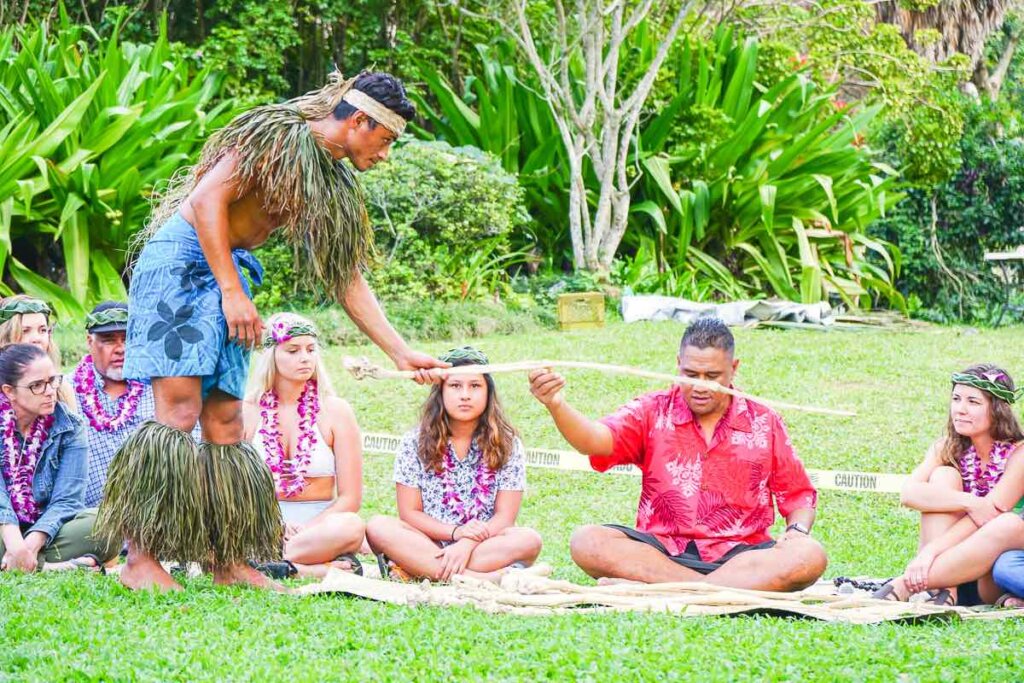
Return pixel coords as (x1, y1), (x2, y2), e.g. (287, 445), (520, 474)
(0, 397), (54, 524)
(258, 379), (320, 498)
(72, 355), (145, 432)
(439, 441), (496, 524)
(960, 441), (1014, 497)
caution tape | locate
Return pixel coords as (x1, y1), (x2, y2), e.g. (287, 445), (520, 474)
(361, 432), (906, 494)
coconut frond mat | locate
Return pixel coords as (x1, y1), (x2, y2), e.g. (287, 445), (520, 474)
(293, 567), (1024, 624)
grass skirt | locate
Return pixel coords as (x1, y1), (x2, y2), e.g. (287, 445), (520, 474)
(202, 441), (282, 565)
(95, 421), (209, 564)
(95, 421), (282, 565)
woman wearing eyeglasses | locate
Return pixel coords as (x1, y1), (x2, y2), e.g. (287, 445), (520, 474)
(0, 344), (119, 572)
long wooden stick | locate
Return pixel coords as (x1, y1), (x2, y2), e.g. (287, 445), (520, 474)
(342, 357), (856, 417)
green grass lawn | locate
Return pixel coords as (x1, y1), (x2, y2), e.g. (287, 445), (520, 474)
(6, 321), (1024, 681)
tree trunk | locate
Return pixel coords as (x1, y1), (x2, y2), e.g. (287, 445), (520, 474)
(875, 0), (1013, 69)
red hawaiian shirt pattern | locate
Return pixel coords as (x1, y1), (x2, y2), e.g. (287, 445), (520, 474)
(593, 385), (817, 562)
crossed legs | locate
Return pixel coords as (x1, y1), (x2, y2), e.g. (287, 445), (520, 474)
(569, 525), (828, 591)
(365, 515), (542, 582)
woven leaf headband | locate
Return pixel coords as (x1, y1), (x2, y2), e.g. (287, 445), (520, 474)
(951, 371), (1023, 404)
(0, 298), (50, 325)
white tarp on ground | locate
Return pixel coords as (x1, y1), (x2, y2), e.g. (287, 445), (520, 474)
(621, 295), (834, 327)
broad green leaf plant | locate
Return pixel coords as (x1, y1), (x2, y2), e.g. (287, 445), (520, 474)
(0, 5), (235, 318)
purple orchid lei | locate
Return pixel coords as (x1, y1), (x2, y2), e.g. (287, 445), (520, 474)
(72, 355), (145, 432)
(0, 396), (54, 523)
(258, 379), (320, 498)
(960, 441), (1014, 497)
(439, 442), (497, 524)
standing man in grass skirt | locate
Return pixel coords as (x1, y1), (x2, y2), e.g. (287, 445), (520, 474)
(96, 72), (446, 591)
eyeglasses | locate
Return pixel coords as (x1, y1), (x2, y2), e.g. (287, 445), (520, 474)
(15, 375), (63, 395)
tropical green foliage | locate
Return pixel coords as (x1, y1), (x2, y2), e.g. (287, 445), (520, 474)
(0, 8), (235, 318)
(413, 42), (573, 264)
(871, 104), (1024, 323)
(629, 27), (903, 309)
(253, 141), (532, 308)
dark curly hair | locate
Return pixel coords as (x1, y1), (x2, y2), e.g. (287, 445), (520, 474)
(333, 71), (416, 126)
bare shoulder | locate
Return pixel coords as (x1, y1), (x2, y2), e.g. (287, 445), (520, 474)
(322, 395), (358, 424)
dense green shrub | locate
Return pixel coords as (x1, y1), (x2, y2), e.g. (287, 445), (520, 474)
(252, 141), (532, 307)
(870, 105), (1024, 323)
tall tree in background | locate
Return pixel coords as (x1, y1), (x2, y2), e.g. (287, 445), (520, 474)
(468, 1), (715, 272)
(874, 0), (1021, 99)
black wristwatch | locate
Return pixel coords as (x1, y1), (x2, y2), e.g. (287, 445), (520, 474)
(785, 522), (810, 535)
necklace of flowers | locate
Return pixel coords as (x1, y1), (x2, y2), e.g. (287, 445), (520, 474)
(0, 397), (54, 524)
(72, 355), (145, 432)
(439, 441), (496, 524)
(960, 441), (1013, 497)
(258, 379), (320, 498)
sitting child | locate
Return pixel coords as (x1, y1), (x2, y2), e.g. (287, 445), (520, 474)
(243, 313), (366, 579)
(366, 346), (542, 582)
(874, 364), (1024, 605)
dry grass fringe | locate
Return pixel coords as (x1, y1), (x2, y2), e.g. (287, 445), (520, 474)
(202, 441), (283, 566)
(135, 102), (371, 296)
(94, 421), (209, 563)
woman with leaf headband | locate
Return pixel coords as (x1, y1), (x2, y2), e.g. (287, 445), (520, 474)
(873, 364), (1024, 606)
(97, 72), (446, 592)
(242, 313), (367, 580)
(0, 296), (73, 406)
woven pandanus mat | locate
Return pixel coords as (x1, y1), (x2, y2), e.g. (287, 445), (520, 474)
(292, 567), (1024, 624)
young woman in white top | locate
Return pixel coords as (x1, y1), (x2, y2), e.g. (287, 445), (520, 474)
(243, 313), (365, 578)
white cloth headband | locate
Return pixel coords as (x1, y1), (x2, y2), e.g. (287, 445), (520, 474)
(342, 89), (407, 136)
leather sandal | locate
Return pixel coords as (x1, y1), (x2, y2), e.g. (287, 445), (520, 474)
(924, 588), (955, 607)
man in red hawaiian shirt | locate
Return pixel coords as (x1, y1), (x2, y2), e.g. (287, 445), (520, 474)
(529, 317), (827, 590)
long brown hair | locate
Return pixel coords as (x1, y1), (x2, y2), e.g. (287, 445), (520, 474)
(939, 363), (1024, 467)
(416, 359), (517, 473)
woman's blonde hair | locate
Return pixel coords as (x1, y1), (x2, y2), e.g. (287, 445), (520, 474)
(245, 312), (336, 402)
(0, 295), (74, 405)
(0, 295), (61, 367)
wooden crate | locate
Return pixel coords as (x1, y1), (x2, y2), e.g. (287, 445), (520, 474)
(556, 292), (605, 331)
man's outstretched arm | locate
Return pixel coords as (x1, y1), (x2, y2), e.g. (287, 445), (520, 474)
(339, 271), (447, 378)
(528, 369), (614, 457)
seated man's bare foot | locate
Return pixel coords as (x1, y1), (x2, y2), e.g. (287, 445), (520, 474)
(597, 577), (644, 586)
(213, 563), (288, 592)
(120, 556), (182, 592)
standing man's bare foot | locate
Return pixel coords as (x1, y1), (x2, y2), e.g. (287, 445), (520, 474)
(120, 554), (182, 592)
(213, 563), (288, 592)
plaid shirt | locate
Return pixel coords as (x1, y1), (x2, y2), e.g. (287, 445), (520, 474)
(73, 365), (157, 507)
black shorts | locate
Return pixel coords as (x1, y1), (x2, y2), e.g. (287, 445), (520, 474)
(605, 524), (776, 575)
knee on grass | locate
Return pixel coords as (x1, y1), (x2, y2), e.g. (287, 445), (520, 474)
(781, 535), (828, 590)
(506, 527), (543, 564)
(569, 524), (612, 569)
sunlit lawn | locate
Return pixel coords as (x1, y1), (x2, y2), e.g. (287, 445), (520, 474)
(7, 320), (1024, 681)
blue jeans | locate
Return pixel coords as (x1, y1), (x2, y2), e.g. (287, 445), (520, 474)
(992, 550), (1024, 597)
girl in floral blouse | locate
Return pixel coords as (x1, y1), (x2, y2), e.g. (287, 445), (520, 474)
(366, 346), (541, 582)
(874, 363), (1024, 605)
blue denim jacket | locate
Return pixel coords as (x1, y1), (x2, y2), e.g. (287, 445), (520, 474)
(0, 402), (87, 541)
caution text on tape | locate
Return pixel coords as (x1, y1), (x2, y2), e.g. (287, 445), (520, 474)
(361, 432), (906, 494)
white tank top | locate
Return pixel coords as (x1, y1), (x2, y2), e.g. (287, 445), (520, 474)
(253, 418), (336, 477)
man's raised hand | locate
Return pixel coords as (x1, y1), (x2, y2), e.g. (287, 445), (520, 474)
(394, 348), (450, 385)
(529, 368), (566, 409)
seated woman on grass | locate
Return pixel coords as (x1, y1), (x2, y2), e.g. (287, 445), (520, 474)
(873, 364), (1024, 606)
(1, 344), (119, 573)
(366, 346), (541, 582)
(242, 313), (366, 579)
